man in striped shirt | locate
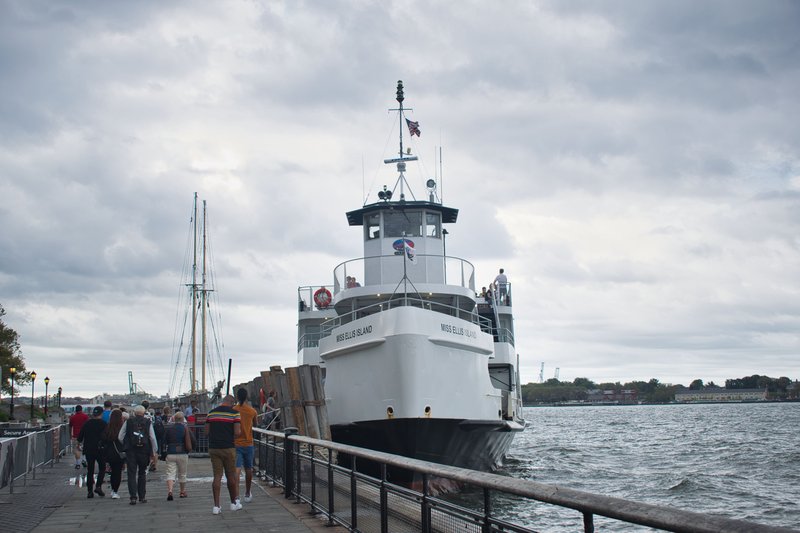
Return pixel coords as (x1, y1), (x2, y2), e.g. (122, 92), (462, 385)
(206, 395), (241, 515)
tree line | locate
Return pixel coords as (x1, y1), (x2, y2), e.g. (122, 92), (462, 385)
(522, 375), (799, 404)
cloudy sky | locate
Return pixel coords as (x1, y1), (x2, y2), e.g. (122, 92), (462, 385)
(2, 1), (798, 398)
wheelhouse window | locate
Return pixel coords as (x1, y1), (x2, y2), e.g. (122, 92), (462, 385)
(425, 212), (441, 238)
(384, 210), (422, 237)
(365, 213), (381, 240)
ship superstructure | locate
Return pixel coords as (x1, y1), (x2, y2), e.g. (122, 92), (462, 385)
(297, 81), (524, 483)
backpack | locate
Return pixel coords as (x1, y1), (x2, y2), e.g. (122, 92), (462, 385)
(153, 416), (165, 454)
(130, 418), (149, 448)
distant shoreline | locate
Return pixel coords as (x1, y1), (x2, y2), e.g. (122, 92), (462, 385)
(524, 399), (800, 408)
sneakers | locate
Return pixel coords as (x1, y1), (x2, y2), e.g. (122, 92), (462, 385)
(167, 492), (173, 501)
(230, 500), (242, 511)
(111, 492), (120, 499)
(94, 487), (105, 497)
(212, 506), (221, 515)
(244, 493), (252, 503)
(87, 491), (94, 499)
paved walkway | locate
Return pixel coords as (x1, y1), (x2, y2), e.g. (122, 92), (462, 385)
(1, 456), (345, 533)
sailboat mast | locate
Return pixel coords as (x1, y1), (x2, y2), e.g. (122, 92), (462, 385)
(201, 200), (208, 392)
(190, 192), (198, 395)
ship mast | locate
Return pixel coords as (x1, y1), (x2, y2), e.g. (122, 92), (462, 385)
(385, 80), (418, 201)
(190, 192), (198, 394)
(201, 200), (208, 392)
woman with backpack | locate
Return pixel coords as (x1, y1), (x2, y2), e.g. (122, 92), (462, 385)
(163, 411), (195, 500)
(101, 409), (127, 499)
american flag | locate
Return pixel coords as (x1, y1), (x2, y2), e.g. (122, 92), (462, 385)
(405, 118), (421, 137)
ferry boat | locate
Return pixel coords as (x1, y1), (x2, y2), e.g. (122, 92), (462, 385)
(297, 81), (524, 485)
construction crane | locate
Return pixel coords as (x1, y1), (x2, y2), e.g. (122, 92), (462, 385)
(128, 371), (146, 395)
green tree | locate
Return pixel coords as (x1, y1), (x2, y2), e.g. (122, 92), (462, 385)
(689, 379), (704, 390)
(573, 377), (596, 389)
(1, 304), (28, 395)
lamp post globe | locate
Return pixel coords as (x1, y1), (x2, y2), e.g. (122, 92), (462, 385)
(30, 371), (37, 420)
(44, 376), (50, 418)
(9, 367), (15, 420)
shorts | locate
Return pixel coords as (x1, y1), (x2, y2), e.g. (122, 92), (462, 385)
(209, 448), (236, 480)
(165, 454), (188, 483)
(235, 445), (254, 469)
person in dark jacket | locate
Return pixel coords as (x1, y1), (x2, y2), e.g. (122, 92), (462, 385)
(118, 405), (158, 505)
(100, 409), (126, 499)
(77, 406), (107, 498)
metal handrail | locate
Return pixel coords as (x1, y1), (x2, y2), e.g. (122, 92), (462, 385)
(0, 423), (70, 493)
(252, 427), (797, 533)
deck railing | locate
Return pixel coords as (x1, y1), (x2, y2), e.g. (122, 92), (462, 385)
(252, 427), (796, 533)
(0, 423), (70, 493)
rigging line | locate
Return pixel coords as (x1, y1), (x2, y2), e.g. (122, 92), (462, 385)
(365, 113), (399, 205)
(168, 211), (197, 394)
(205, 226), (226, 361)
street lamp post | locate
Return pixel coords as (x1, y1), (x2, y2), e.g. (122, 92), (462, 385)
(44, 376), (50, 418)
(30, 371), (37, 420)
(58, 386), (62, 407)
(9, 367), (15, 420)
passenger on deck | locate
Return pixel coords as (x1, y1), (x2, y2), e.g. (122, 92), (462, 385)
(494, 268), (508, 305)
(346, 276), (355, 288)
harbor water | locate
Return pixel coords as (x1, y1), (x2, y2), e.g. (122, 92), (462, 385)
(453, 403), (800, 531)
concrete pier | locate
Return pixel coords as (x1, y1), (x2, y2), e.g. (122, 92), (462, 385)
(1, 455), (345, 533)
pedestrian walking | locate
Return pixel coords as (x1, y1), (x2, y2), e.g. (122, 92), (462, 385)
(101, 408), (126, 499)
(77, 406), (107, 498)
(233, 387), (258, 504)
(163, 411), (195, 501)
(206, 395), (241, 515)
(118, 405), (158, 505)
(69, 405), (89, 469)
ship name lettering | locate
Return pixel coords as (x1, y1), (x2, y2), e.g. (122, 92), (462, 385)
(336, 325), (373, 342)
(441, 323), (476, 338)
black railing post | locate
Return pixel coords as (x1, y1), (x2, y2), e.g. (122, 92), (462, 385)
(283, 427), (298, 499)
(327, 448), (335, 526)
(350, 456), (358, 531)
(583, 512), (595, 533)
(380, 463), (389, 533)
(482, 487), (492, 533)
(295, 438), (302, 503)
(271, 434), (277, 486)
(310, 444), (317, 508)
(422, 474), (431, 533)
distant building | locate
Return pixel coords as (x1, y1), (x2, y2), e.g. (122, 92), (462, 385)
(674, 387), (766, 403)
(586, 389), (638, 404)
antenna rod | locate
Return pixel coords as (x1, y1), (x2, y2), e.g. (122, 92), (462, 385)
(396, 80), (404, 159)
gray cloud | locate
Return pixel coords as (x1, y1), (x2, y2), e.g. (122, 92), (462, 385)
(1, 1), (798, 396)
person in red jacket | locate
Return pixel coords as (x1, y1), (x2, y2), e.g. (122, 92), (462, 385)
(69, 405), (89, 469)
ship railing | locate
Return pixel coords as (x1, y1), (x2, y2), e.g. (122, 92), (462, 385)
(252, 427), (792, 533)
(317, 296), (493, 339)
(0, 423), (70, 494)
(298, 285), (335, 312)
(332, 254), (477, 294)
